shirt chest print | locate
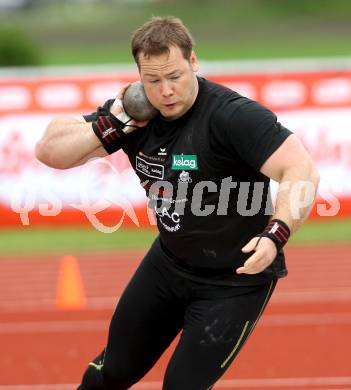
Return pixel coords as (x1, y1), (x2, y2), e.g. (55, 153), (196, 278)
(171, 154), (198, 170)
(135, 156), (164, 179)
(135, 145), (171, 179)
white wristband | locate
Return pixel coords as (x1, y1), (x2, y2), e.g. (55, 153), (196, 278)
(113, 98), (132, 133)
(116, 111), (131, 124)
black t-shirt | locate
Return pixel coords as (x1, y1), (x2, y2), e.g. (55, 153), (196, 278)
(84, 77), (292, 286)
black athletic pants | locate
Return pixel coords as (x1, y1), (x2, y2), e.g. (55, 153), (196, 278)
(78, 238), (277, 390)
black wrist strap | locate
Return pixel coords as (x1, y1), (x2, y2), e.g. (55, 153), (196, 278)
(256, 219), (291, 252)
(91, 113), (127, 147)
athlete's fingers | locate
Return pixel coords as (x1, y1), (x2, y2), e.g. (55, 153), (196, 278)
(237, 237), (278, 274)
(111, 84), (132, 116)
(117, 84), (132, 100)
(236, 260), (266, 274)
(238, 237), (262, 274)
(241, 236), (260, 253)
(113, 84), (150, 130)
(121, 117), (149, 134)
(236, 251), (264, 274)
(236, 263), (262, 274)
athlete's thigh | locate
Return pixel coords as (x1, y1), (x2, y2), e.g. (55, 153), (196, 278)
(103, 246), (185, 383)
(163, 280), (276, 390)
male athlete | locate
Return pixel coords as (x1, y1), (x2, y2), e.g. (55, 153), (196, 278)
(36, 16), (319, 390)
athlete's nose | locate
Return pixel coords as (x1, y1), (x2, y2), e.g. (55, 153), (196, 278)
(160, 80), (173, 97)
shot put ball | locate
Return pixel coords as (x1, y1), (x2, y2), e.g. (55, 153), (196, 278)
(123, 82), (159, 121)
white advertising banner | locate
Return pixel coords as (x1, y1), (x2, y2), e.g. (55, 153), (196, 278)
(0, 67), (350, 226)
(279, 108), (351, 197)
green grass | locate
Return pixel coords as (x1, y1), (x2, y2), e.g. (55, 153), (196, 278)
(42, 44), (133, 66)
(2, 0), (351, 66)
(290, 219), (351, 245)
(41, 36), (351, 65)
(0, 227), (158, 256)
(0, 220), (349, 257)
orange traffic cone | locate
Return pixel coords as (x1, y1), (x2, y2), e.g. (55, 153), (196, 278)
(56, 255), (87, 310)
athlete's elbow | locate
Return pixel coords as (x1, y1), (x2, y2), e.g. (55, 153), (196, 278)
(35, 121), (70, 169)
(35, 137), (70, 169)
(35, 138), (51, 167)
(310, 162), (320, 191)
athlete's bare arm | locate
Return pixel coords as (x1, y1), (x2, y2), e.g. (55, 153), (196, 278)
(35, 85), (147, 169)
(35, 116), (107, 169)
(237, 134), (320, 275)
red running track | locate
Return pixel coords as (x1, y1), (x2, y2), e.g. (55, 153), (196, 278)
(0, 245), (350, 389)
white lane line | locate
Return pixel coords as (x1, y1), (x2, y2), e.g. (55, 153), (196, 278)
(0, 320), (109, 333)
(271, 288), (351, 303)
(262, 312), (351, 326)
(0, 387), (74, 390)
(0, 287), (350, 312)
(0, 377), (351, 389)
(209, 376), (351, 388)
(0, 297), (117, 312)
(0, 313), (350, 334)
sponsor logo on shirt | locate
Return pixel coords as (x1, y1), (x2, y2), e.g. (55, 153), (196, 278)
(158, 148), (167, 156)
(171, 154), (198, 170)
(138, 151), (165, 162)
(155, 205), (181, 233)
(135, 156), (164, 179)
(178, 170), (192, 183)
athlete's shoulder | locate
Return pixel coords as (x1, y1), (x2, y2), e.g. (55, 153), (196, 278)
(199, 76), (241, 102)
(199, 77), (259, 118)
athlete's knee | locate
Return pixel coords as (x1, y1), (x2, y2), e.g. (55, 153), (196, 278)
(163, 375), (215, 390)
(79, 363), (135, 390)
(77, 350), (120, 390)
(163, 376), (204, 390)
(76, 349), (106, 389)
(78, 349), (141, 390)
(163, 363), (216, 390)
(163, 369), (194, 390)
(102, 363), (139, 390)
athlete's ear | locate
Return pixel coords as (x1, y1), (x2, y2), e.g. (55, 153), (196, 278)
(190, 51), (199, 72)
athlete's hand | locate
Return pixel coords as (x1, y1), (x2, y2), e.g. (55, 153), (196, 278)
(236, 237), (277, 274)
(110, 84), (148, 133)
